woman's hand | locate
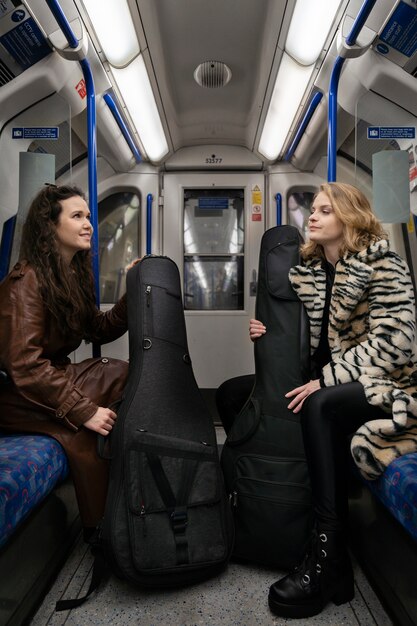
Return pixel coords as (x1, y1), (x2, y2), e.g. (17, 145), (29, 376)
(249, 318), (266, 341)
(126, 258), (141, 272)
(285, 379), (321, 413)
(84, 407), (117, 436)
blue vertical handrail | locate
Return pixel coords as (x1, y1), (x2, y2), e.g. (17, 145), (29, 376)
(45, 0), (100, 356)
(103, 93), (142, 163)
(80, 57), (100, 310)
(0, 217), (16, 280)
(146, 194), (153, 254)
(327, 57), (345, 182)
(44, 0), (78, 47)
(275, 193), (282, 226)
(285, 92), (323, 161)
(45, 0), (99, 306)
(327, 0), (378, 181)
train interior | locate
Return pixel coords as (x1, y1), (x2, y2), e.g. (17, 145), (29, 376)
(0, 0), (417, 624)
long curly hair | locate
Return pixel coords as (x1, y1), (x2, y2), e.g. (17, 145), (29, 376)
(301, 182), (387, 260)
(20, 184), (97, 338)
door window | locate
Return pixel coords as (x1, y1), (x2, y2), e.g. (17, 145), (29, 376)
(98, 191), (140, 303)
(183, 189), (244, 310)
(287, 191), (314, 240)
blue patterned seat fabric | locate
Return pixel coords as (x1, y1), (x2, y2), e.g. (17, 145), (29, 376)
(363, 452), (417, 543)
(0, 434), (68, 548)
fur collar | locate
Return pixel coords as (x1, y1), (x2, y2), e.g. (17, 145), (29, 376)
(289, 239), (390, 340)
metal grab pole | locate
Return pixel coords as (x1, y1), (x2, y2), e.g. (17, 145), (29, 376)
(327, 0), (378, 182)
(275, 193), (282, 226)
(80, 57), (99, 310)
(45, 0), (101, 356)
(146, 194), (153, 255)
(45, 2), (99, 304)
(285, 92), (323, 162)
(103, 93), (142, 163)
(0, 218), (16, 281)
(327, 57), (345, 183)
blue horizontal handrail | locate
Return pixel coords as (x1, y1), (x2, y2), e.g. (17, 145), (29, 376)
(327, 0), (378, 181)
(103, 93), (142, 163)
(285, 92), (323, 161)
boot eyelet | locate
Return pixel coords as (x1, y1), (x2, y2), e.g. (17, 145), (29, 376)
(316, 564), (322, 574)
(321, 549), (327, 558)
(319, 533), (328, 542)
(301, 574), (310, 585)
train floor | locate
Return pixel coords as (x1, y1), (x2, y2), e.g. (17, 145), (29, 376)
(29, 428), (394, 626)
(29, 541), (393, 626)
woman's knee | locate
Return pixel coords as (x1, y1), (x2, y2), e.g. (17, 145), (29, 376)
(301, 382), (370, 435)
(215, 374), (254, 433)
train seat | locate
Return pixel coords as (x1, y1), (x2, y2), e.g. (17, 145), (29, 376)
(361, 452), (417, 543)
(0, 432), (81, 626)
(349, 452), (417, 626)
(0, 434), (68, 547)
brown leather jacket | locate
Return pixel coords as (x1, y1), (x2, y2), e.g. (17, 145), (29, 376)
(0, 261), (128, 429)
(0, 260), (129, 526)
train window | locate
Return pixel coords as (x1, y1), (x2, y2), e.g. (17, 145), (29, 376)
(287, 191), (314, 239)
(98, 192), (140, 303)
(183, 189), (244, 310)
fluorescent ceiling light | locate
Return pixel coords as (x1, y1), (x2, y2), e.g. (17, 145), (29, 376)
(81, 0), (139, 67)
(285, 0), (343, 65)
(258, 53), (314, 161)
(112, 56), (169, 162)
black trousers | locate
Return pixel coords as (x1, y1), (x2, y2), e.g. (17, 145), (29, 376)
(216, 376), (386, 532)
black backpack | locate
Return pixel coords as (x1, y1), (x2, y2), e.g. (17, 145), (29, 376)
(221, 226), (313, 568)
(57, 256), (234, 610)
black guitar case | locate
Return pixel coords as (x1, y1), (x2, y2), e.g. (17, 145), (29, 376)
(100, 255), (234, 587)
(221, 225), (313, 568)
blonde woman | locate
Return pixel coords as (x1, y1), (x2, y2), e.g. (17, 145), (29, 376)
(248, 183), (417, 618)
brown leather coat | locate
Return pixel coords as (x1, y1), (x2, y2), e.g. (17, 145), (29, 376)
(0, 261), (129, 526)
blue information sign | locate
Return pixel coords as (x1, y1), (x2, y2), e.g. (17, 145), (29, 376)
(198, 197), (229, 209)
(367, 126), (415, 140)
(379, 1), (417, 57)
(12, 127), (59, 140)
(0, 12), (51, 70)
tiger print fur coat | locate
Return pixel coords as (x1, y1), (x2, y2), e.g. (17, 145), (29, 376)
(288, 239), (417, 480)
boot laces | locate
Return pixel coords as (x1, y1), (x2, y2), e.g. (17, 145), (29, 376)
(319, 532), (328, 560)
(299, 530), (321, 586)
(299, 529), (330, 585)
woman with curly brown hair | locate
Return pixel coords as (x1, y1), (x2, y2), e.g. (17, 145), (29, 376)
(0, 184), (129, 536)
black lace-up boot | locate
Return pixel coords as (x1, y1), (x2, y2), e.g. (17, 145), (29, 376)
(268, 529), (354, 618)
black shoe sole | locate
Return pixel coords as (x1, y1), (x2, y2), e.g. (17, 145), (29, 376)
(268, 594), (323, 619)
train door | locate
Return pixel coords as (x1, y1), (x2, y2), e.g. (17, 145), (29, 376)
(163, 172), (265, 394)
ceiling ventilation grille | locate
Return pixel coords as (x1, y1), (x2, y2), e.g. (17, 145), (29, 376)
(194, 61), (232, 88)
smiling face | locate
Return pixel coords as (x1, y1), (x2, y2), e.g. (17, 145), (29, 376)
(54, 195), (93, 263)
(308, 191), (344, 262)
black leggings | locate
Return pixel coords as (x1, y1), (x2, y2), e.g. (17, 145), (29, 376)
(216, 377), (387, 532)
(301, 382), (386, 531)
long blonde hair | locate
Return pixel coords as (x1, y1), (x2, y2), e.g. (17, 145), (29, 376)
(301, 182), (386, 260)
